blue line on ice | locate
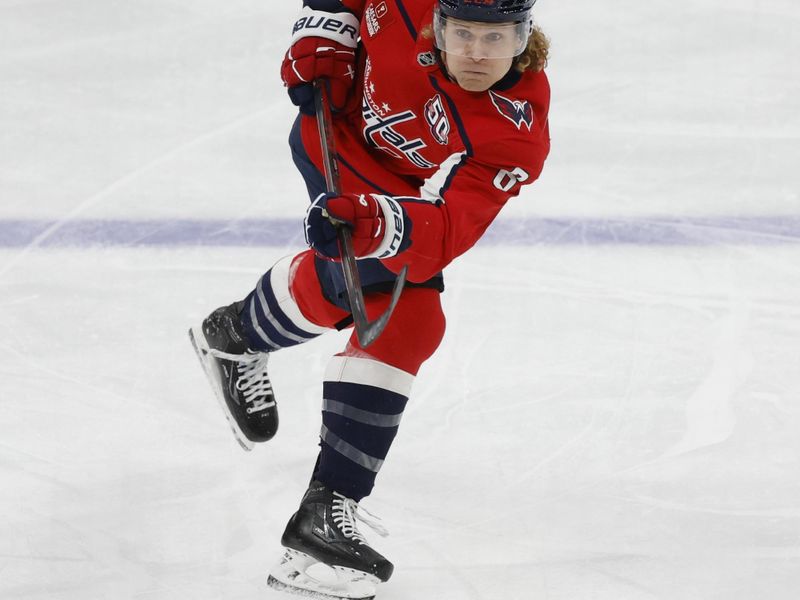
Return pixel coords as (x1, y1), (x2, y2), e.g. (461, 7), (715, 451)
(1, 217), (799, 248)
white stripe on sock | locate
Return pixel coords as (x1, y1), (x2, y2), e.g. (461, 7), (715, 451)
(247, 298), (280, 350)
(324, 356), (415, 397)
(256, 276), (313, 344)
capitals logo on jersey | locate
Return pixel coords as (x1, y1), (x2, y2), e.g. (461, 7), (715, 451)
(489, 91), (534, 131)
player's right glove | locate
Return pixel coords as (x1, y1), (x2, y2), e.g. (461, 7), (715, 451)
(281, 8), (360, 115)
(304, 192), (412, 261)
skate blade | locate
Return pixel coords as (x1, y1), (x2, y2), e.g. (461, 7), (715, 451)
(267, 549), (378, 600)
(188, 326), (255, 452)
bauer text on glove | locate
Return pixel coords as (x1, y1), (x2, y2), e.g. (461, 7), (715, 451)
(281, 7), (359, 114)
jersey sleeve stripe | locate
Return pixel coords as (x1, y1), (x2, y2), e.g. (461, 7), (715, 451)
(337, 153), (395, 196)
(394, 0), (418, 40)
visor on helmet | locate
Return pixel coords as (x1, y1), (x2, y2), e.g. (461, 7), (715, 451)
(432, 8), (533, 60)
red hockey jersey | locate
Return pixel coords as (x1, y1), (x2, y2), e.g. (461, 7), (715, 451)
(298, 0), (551, 282)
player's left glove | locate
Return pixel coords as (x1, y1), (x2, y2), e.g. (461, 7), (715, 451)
(304, 192), (412, 260)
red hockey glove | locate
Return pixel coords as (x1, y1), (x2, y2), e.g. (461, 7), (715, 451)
(304, 192), (412, 260)
(281, 8), (359, 115)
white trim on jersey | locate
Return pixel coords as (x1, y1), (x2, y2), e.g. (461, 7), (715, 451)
(419, 151), (466, 202)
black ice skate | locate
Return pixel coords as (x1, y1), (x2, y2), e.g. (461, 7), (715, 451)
(188, 302), (277, 451)
(267, 481), (393, 600)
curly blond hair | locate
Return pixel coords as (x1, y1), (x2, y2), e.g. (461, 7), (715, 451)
(420, 22), (550, 73)
(515, 24), (549, 72)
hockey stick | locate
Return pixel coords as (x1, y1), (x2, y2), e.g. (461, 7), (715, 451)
(313, 80), (408, 348)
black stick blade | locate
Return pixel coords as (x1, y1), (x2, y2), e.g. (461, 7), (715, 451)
(354, 264), (408, 348)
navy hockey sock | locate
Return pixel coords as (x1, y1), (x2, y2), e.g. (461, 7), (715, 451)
(314, 356), (413, 501)
(240, 255), (328, 352)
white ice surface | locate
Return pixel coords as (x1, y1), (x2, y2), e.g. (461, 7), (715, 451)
(2, 1), (800, 599)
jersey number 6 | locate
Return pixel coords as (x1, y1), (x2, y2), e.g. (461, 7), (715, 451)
(493, 167), (530, 192)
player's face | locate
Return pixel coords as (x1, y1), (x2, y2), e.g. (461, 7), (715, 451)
(438, 18), (521, 92)
(439, 17), (528, 60)
(443, 51), (514, 92)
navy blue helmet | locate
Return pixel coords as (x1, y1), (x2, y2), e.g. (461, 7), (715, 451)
(433, 0), (537, 59)
(437, 0), (537, 24)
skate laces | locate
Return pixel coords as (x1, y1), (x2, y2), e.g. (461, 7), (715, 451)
(331, 492), (389, 543)
(209, 349), (274, 413)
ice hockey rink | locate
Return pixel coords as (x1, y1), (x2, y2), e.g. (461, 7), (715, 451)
(2, 1), (799, 599)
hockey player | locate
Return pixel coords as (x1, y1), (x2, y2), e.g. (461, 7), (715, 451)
(189, 1), (550, 598)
